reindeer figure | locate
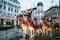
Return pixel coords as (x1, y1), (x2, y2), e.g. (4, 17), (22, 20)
(18, 14), (29, 38)
(42, 17), (52, 37)
(41, 17), (48, 36)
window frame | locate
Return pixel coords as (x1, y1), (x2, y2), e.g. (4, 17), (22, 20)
(0, 4), (2, 9)
(3, 5), (6, 10)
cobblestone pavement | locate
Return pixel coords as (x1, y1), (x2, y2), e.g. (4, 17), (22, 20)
(0, 28), (60, 40)
(0, 28), (23, 40)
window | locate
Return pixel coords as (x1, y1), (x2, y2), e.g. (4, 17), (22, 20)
(17, 10), (18, 12)
(0, 4), (2, 9)
(4, 1), (7, 4)
(52, 8), (56, 12)
(7, 13), (11, 17)
(54, 12), (56, 14)
(3, 6), (6, 10)
(11, 8), (13, 12)
(3, 12), (6, 16)
(10, 13), (12, 17)
(14, 14), (16, 16)
(0, 11), (2, 13)
(8, 13), (10, 15)
(15, 9), (16, 13)
(8, 3), (10, 6)
(15, 9), (19, 13)
(8, 7), (10, 11)
(12, 14), (14, 18)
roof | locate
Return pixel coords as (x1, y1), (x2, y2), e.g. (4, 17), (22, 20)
(32, 7), (37, 10)
(30, 7), (37, 13)
(45, 6), (58, 12)
(37, 2), (43, 7)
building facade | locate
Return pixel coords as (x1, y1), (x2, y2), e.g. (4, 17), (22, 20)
(19, 2), (44, 25)
(45, 6), (59, 23)
(31, 2), (44, 25)
(58, 0), (60, 24)
(0, 0), (20, 27)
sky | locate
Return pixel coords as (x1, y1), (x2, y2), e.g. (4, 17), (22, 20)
(18, 0), (59, 11)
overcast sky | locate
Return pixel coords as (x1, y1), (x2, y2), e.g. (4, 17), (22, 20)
(18, 0), (59, 11)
